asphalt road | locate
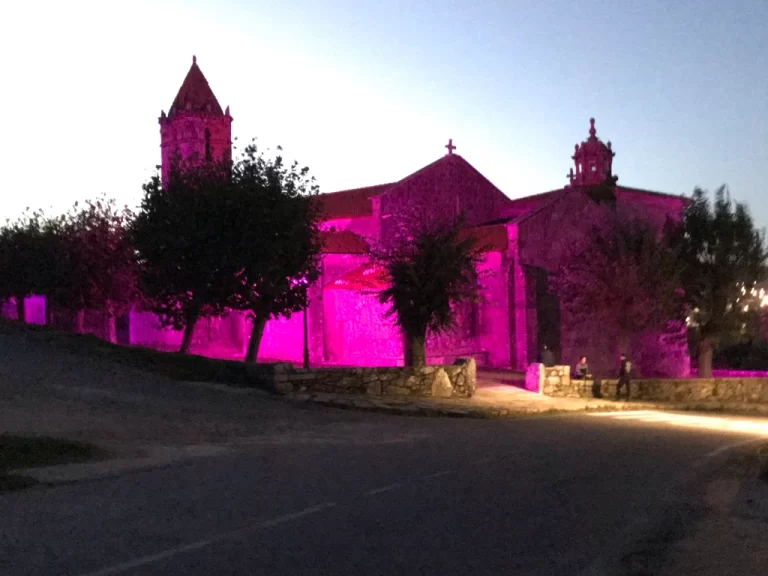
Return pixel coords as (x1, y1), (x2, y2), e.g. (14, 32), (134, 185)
(2, 409), (765, 576)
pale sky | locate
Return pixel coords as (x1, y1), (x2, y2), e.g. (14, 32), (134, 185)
(1, 0), (766, 225)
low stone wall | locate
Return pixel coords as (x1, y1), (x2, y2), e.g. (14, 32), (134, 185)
(530, 361), (768, 404)
(247, 358), (476, 399)
(526, 364), (574, 395)
(599, 378), (768, 403)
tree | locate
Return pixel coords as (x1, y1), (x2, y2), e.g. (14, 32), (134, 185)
(132, 142), (321, 360)
(0, 210), (57, 322)
(374, 216), (483, 367)
(549, 210), (684, 360)
(50, 197), (140, 340)
(226, 143), (322, 363)
(131, 160), (237, 353)
(676, 186), (768, 377)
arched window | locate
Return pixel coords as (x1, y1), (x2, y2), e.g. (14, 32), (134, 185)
(204, 128), (212, 161)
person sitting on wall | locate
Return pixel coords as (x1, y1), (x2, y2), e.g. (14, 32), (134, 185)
(575, 356), (591, 379)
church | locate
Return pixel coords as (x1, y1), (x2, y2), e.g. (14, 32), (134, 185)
(126, 57), (690, 377)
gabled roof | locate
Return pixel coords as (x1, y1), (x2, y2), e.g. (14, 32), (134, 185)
(616, 185), (690, 203)
(167, 56), (224, 118)
(314, 183), (393, 220)
(475, 189), (567, 227)
(316, 153), (511, 221)
(479, 182), (689, 229)
(319, 230), (369, 254)
(460, 224), (509, 252)
(386, 153), (508, 201)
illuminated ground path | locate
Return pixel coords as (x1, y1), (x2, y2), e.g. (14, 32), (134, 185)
(589, 409), (768, 436)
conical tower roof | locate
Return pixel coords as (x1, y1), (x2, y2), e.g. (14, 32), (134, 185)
(167, 55), (224, 118)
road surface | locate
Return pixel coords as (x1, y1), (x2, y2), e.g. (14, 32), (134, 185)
(2, 409), (766, 575)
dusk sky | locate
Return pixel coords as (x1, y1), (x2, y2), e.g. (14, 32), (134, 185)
(2, 0), (766, 225)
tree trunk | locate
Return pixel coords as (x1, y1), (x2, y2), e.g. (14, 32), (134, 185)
(103, 301), (117, 343)
(403, 332), (413, 367)
(104, 315), (117, 344)
(74, 309), (85, 333)
(697, 337), (713, 379)
(15, 297), (25, 323)
(179, 309), (200, 354)
(244, 315), (268, 363)
(406, 330), (427, 368)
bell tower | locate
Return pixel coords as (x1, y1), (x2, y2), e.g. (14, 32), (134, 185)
(159, 55), (232, 185)
(566, 118), (616, 187)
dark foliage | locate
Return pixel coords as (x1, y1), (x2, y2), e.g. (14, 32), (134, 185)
(676, 186), (768, 377)
(131, 159), (239, 352)
(227, 142), (322, 362)
(0, 210), (57, 321)
(131, 142), (321, 359)
(550, 210), (684, 357)
(374, 216), (483, 367)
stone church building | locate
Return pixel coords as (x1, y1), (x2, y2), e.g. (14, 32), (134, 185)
(13, 57), (690, 377)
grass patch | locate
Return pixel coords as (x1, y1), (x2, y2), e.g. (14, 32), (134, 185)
(0, 434), (104, 470)
(0, 318), (274, 390)
(0, 434), (105, 492)
(0, 474), (39, 492)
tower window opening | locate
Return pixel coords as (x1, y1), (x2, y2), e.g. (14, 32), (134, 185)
(205, 128), (212, 161)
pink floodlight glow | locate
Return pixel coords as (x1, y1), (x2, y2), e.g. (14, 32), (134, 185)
(0, 63), (695, 376)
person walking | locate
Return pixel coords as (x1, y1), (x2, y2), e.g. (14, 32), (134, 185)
(616, 353), (632, 401)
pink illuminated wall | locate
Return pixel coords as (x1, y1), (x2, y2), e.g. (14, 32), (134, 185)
(257, 313), (305, 362)
(476, 252), (511, 367)
(0, 296), (46, 324)
(323, 288), (402, 366)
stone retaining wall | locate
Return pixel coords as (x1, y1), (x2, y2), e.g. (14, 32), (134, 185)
(529, 363), (768, 404)
(246, 358), (476, 399)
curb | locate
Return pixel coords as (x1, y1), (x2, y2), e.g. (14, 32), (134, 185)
(285, 392), (768, 420)
(285, 393), (662, 419)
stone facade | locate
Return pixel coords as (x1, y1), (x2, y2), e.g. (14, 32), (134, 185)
(3, 59), (693, 378)
(127, 62), (694, 375)
(250, 358), (476, 399)
(158, 56), (232, 186)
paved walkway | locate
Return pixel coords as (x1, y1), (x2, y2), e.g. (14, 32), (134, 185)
(288, 382), (658, 418)
(288, 380), (768, 418)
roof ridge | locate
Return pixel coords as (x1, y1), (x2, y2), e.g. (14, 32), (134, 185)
(510, 189), (570, 225)
(616, 185), (687, 201)
(320, 182), (396, 196)
(376, 153), (509, 203)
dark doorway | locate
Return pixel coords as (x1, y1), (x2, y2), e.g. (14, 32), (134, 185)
(534, 267), (561, 363)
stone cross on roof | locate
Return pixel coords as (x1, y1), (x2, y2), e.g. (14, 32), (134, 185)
(445, 138), (456, 155)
